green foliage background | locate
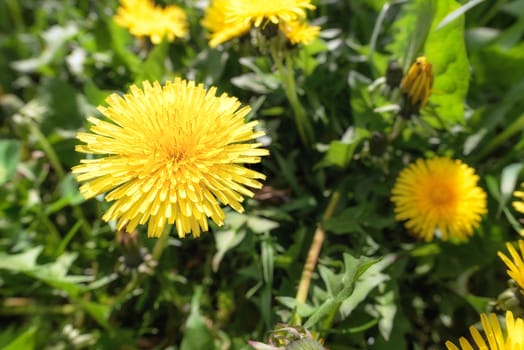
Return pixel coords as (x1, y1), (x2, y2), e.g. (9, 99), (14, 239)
(2, 0), (524, 349)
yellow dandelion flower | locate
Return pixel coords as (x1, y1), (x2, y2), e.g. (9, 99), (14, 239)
(72, 78), (269, 238)
(279, 20), (320, 45)
(498, 241), (524, 292)
(201, 0), (251, 48)
(391, 157), (487, 241)
(224, 0), (316, 27)
(202, 0), (316, 47)
(114, 0), (188, 44)
(401, 56), (434, 110)
(445, 311), (524, 350)
(513, 187), (524, 235)
(514, 186), (524, 214)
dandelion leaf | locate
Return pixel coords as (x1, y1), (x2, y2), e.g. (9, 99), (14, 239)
(424, 0), (470, 124)
(389, 0), (436, 70)
(180, 287), (214, 350)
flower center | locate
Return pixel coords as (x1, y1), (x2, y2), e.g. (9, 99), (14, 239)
(429, 184), (455, 206)
(168, 149), (187, 163)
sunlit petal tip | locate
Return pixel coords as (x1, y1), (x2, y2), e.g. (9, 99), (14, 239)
(499, 240), (524, 292)
(446, 311), (524, 350)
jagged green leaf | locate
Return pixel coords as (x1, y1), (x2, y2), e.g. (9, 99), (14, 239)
(303, 254), (382, 329)
(0, 248), (92, 296)
(424, 0), (469, 124)
(389, 0), (436, 70)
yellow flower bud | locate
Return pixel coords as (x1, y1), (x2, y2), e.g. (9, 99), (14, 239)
(400, 56), (434, 113)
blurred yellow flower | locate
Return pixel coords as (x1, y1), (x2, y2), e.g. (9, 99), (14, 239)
(201, 0), (251, 48)
(114, 0), (187, 44)
(445, 311), (524, 350)
(202, 0), (316, 47)
(72, 78), (269, 238)
(391, 157), (487, 241)
(225, 0), (315, 27)
(401, 56), (434, 110)
(514, 186), (524, 214)
(279, 20), (319, 45)
(499, 241), (524, 292)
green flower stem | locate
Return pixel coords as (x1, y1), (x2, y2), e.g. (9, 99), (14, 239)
(5, 0), (25, 32)
(38, 210), (62, 253)
(28, 121), (66, 180)
(292, 191), (341, 325)
(320, 302), (340, 336)
(0, 303), (75, 315)
(152, 224), (172, 262)
(387, 117), (406, 141)
(113, 272), (140, 307)
(113, 225), (172, 307)
(270, 43), (314, 146)
(28, 121), (93, 238)
(473, 113), (524, 163)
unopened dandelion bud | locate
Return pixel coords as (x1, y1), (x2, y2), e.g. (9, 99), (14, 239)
(497, 288), (524, 315)
(286, 338), (326, 350)
(400, 56), (434, 117)
(248, 324), (325, 350)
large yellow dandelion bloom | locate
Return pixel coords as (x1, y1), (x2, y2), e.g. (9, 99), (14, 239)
(114, 0), (188, 44)
(391, 157), (487, 241)
(498, 241), (524, 292)
(72, 78), (269, 238)
(202, 0), (316, 48)
(445, 311), (524, 350)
